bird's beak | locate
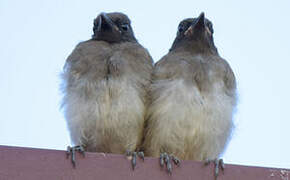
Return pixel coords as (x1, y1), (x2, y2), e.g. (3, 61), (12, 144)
(184, 12), (205, 36)
(96, 12), (121, 33)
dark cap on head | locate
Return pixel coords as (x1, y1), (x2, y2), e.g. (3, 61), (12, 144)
(170, 12), (217, 54)
(92, 12), (137, 43)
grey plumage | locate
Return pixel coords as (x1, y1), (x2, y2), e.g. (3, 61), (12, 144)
(143, 13), (237, 161)
(61, 12), (153, 155)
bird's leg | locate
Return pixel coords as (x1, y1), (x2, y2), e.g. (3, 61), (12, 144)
(172, 155), (181, 166)
(126, 150), (145, 170)
(204, 158), (225, 180)
(66, 145), (85, 168)
(164, 153), (172, 174)
(159, 153), (181, 174)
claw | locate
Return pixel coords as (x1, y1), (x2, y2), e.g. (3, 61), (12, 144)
(132, 152), (137, 170)
(137, 151), (145, 161)
(66, 145), (85, 168)
(71, 147), (76, 167)
(78, 146), (85, 157)
(219, 159), (225, 171)
(204, 159), (211, 166)
(160, 153), (165, 167)
(126, 150), (131, 157)
(159, 153), (180, 174)
(172, 156), (181, 166)
(165, 155), (172, 174)
(214, 159), (219, 179)
(126, 150), (145, 170)
(66, 146), (71, 159)
(205, 158), (225, 180)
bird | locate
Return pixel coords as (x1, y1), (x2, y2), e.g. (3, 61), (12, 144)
(143, 12), (237, 178)
(61, 12), (154, 169)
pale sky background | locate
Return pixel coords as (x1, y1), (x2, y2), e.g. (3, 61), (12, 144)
(0, 0), (289, 169)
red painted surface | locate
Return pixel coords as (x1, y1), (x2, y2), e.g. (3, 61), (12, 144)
(0, 145), (289, 180)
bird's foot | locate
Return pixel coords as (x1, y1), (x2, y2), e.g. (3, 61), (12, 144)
(204, 158), (225, 180)
(160, 153), (180, 175)
(126, 150), (145, 170)
(66, 145), (85, 168)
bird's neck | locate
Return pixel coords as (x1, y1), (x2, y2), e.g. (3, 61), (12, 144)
(91, 33), (137, 44)
(170, 38), (218, 55)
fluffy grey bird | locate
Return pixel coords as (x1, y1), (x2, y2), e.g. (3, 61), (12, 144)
(61, 12), (153, 168)
(143, 12), (237, 177)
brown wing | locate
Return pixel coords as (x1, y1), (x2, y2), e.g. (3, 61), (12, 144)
(222, 59), (237, 97)
(63, 40), (112, 88)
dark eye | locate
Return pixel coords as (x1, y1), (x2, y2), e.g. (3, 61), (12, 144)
(207, 22), (214, 34)
(178, 25), (184, 33)
(121, 24), (129, 31)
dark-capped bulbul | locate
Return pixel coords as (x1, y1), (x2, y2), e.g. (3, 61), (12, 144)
(143, 12), (237, 177)
(61, 12), (153, 169)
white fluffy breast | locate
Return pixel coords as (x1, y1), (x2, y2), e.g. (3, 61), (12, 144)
(62, 76), (145, 151)
(146, 78), (234, 160)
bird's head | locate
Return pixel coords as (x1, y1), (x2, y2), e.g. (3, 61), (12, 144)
(92, 12), (137, 43)
(170, 12), (217, 54)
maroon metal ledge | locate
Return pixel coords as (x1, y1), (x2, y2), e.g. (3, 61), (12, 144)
(0, 145), (289, 180)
